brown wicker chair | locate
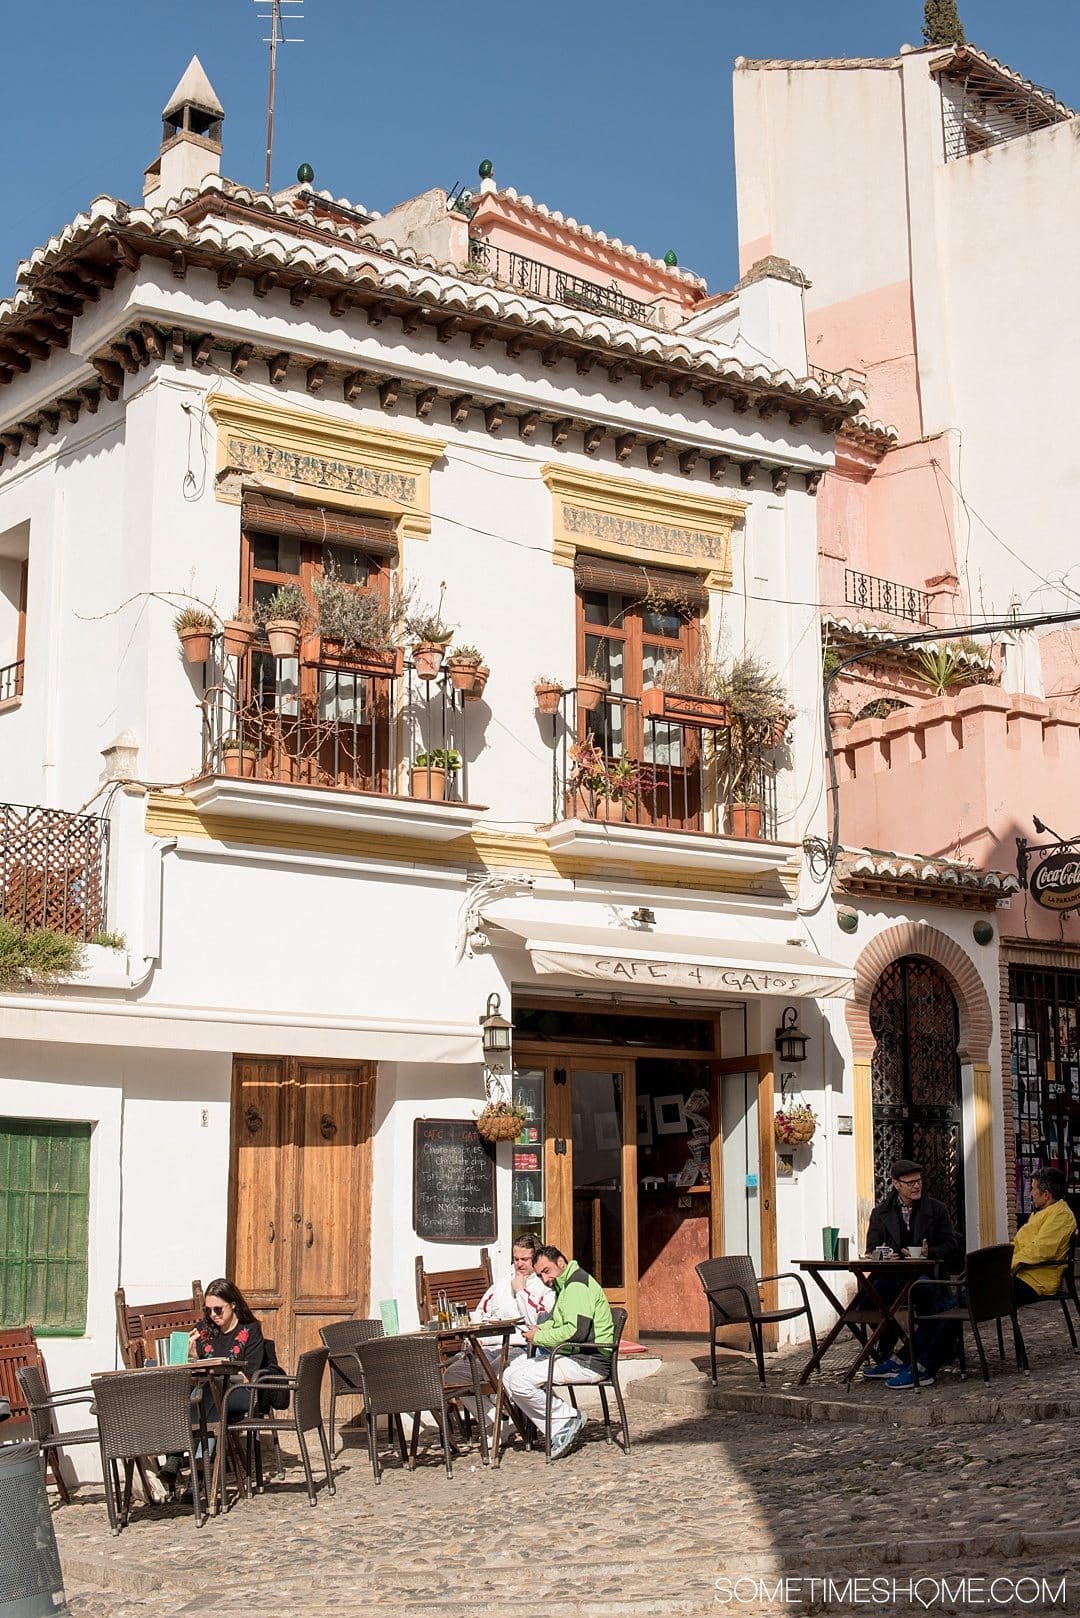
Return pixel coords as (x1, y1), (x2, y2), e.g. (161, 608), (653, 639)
(354, 1335), (454, 1484)
(539, 1305), (631, 1462)
(15, 1364), (98, 1504)
(91, 1367), (208, 1533)
(114, 1283), (204, 1368)
(318, 1318), (384, 1456)
(908, 1243), (1028, 1387)
(695, 1256), (819, 1389)
(227, 1347), (333, 1507)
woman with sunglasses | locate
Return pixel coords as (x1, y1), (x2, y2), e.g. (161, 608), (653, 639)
(159, 1277), (269, 1493)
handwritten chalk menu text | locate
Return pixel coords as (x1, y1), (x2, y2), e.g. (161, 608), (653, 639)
(413, 1118), (497, 1244)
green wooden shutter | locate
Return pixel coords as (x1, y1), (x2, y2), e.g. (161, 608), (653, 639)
(0, 1118), (90, 1334)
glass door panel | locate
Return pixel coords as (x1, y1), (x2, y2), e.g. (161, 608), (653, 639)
(571, 1069), (625, 1289)
(720, 1071), (761, 1270)
(511, 1068), (545, 1242)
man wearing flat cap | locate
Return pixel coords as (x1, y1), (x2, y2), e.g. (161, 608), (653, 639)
(860, 1157), (963, 1386)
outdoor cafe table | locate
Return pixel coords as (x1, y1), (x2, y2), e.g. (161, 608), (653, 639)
(796, 1256), (941, 1385)
(399, 1317), (520, 1468)
(95, 1357), (241, 1516)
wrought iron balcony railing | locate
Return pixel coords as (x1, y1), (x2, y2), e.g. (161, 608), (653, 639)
(199, 637), (471, 802)
(0, 659), (24, 703)
(844, 568), (928, 624)
(468, 238), (656, 326)
(549, 690), (781, 841)
(0, 800), (110, 938)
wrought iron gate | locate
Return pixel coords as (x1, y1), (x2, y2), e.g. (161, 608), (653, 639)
(869, 957), (964, 1234)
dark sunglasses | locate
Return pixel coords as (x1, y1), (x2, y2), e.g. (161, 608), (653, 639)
(207, 1304), (229, 1317)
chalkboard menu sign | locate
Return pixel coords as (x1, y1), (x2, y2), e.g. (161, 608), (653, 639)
(413, 1118), (497, 1244)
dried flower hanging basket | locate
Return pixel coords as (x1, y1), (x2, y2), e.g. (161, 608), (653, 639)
(475, 1104), (528, 1143)
(774, 1104), (817, 1146)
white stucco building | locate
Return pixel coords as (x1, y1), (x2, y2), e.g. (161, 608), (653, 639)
(0, 58), (1016, 1436)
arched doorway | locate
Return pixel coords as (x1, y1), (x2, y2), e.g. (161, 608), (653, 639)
(869, 956), (964, 1234)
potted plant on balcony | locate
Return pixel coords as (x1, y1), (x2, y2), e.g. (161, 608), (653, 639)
(221, 735), (259, 779)
(534, 676), (565, 715)
(716, 654), (793, 839)
(644, 654), (732, 729)
(828, 692), (856, 734)
(258, 584), (309, 659)
(174, 606), (216, 665)
(567, 737), (652, 823)
(222, 605), (256, 660)
(407, 584), (456, 680)
(311, 572), (408, 676)
(410, 747), (462, 802)
(446, 644), (489, 700)
(575, 666), (610, 713)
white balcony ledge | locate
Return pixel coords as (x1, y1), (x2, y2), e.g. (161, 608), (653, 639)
(541, 817), (796, 876)
(186, 775), (488, 841)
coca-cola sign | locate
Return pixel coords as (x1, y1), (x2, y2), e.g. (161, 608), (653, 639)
(1031, 850), (1080, 912)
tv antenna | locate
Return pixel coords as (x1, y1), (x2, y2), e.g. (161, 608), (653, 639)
(254, 0), (305, 192)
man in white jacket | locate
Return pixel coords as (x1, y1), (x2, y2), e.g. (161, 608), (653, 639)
(445, 1234), (554, 1428)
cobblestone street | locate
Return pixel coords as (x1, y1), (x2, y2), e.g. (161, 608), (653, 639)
(55, 1313), (1080, 1617)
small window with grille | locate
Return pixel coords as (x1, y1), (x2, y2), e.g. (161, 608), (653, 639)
(0, 1118), (91, 1334)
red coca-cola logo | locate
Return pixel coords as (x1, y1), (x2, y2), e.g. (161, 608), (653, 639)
(1031, 849), (1080, 911)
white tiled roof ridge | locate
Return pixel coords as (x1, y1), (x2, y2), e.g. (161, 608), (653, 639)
(492, 187), (706, 287)
(822, 616), (993, 662)
(844, 413), (899, 442)
(1, 195), (867, 407)
(839, 848), (1019, 889)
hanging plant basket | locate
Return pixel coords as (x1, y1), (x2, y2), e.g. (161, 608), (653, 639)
(476, 1104), (528, 1143)
(774, 1105), (817, 1146)
(576, 673), (609, 712)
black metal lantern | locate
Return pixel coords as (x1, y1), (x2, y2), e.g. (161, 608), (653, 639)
(480, 992), (512, 1062)
(775, 1005), (809, 1064)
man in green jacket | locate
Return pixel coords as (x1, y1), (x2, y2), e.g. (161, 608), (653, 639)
(501, 1246), (614, 1459)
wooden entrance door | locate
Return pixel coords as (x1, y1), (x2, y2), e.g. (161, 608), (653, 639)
(227, 1057), (374, 1372)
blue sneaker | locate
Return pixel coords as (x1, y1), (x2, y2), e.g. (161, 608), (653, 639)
(549, 1412), (585, 1459)
(886, 1363), (934, 1389)
(862, 1356), (904, 1379)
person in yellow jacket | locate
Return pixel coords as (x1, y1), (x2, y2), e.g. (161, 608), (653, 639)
(1012, 1168), (1077, 1306)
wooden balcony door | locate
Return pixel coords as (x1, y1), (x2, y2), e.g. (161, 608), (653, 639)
(227, 1057), (374, 1373)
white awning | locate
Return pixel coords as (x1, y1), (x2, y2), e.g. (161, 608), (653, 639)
(0, 995), (482, 1063)
(488, 918), (853, 1000)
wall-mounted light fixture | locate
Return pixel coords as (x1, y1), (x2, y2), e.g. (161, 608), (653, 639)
(630, 907), (656, 928)
(480, 992), (512, 1065)
(775, 1005), (809, 1064)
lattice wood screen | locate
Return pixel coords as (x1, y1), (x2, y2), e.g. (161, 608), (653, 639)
(0, 802), (109, 938)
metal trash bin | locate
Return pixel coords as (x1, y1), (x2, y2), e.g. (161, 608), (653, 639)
(0, 1443), (67, 1618)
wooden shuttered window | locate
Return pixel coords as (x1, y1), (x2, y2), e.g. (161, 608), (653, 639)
(0, 1119), (91, 1334)
(241, 493), (398, 559)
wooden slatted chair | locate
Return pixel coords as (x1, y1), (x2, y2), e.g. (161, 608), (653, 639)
(114, 1282), (204, 1368)
(414, 1250), (492, 1324)
(0, 1325), (45, 1436)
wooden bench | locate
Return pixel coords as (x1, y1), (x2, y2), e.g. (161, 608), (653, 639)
(114, 1282), (204, 1368)
(414, 1250), (492, 1323)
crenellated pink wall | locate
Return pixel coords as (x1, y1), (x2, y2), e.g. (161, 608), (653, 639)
(833, 686), (1080, 941)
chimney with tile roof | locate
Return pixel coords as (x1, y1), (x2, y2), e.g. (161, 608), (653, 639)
(143, 57), (224, 208)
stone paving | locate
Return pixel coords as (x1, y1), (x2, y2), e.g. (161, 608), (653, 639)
(53, 1311), (1080, 1617)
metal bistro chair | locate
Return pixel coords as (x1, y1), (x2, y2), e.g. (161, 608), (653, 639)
(91, 1367), (208, 1534)
(318, 1318), (385, 1457)
(228, 1347), (333, 1507)
(354, 1334), (453, 1485)
(15, 1364), (98, 1503)
(908, 1242), (1029, 1388)
(696, 1256), (819, 1389)
(540, 1306), (631, 1463)
(1015, 1230), (1080, 1354)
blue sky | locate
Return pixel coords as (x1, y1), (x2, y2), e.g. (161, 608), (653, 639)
(2, 2), (1077, 296)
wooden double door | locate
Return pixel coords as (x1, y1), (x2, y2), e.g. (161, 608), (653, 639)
(227, 1057), (374, 1373)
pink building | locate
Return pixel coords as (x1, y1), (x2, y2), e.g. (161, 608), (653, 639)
(735, 38), (1080, 1227)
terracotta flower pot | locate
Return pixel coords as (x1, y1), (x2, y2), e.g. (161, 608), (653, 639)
(829, 708), (855, 733)
(641, 687), (665, 719)
(413, 642), (448, 680)
(576, 674), (609, 713)
(410, 765), (447, 801)
(727, 802), (764, 840)
(534, 683), (564, 715)
(222, 621), (255, 660)
(662, 692), (732, 729)
(448, 658), (488, 700)
(265, 619), (300, 659)
(223, 747), (257, 779)
(179, 628), (213, 665)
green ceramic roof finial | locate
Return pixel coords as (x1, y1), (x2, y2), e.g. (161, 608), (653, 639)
(478, 159), (494, 180)
(663, 250), (678, 268)
(297, 162), (315, 185)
